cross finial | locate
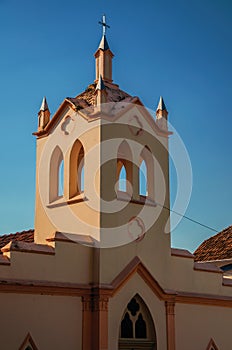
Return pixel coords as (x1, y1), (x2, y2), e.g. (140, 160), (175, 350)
(98, 14), (110, 36)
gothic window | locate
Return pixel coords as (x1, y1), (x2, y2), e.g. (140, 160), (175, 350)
(135, 313), (147, 338)
(139, 146), (154, 199)
(58, 159), (64, 197)
(118, 164), (127, 192)
(69, 139), (85, 198)
(139, 160), (147, 196)
(119, 295), (156, 350)
(116, 140), (133, 195)
(121, 312), (133, 338)
(49, 146), (64, 202)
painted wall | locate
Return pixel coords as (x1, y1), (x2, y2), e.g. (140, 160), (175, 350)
(0, 294), (82, 350)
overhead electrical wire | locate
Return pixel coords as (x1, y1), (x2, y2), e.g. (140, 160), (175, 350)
(156, 203), (219, 233)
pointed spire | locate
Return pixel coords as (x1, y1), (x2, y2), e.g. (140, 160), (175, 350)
(38, 96), (50, 131)
(40, 96), (49, 112)
(156, 96), (167, 112)
(95, 15), (114, 83)
(98, 35), (110, 51)
(156, 96), (168, 130)
(94, 75), (108, 110)
(96, 75), (106, 91)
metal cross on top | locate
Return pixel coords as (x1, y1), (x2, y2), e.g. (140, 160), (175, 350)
(98, 14), (110, 36)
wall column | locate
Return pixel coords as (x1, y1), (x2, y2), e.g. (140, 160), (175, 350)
(165, 300), (176, 350)
(92, 293), (109, 350)
(82, 296), (92, 350)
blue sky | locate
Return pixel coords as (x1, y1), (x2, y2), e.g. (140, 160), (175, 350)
(0, 0), (231, 252)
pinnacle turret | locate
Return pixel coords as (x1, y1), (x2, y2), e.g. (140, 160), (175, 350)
(156, 96), (168, 130)
(40, 96), (49, 112)
(156, 96), (167, 112)
(96, 75), (106, 91)
(38, 96), (50, 131)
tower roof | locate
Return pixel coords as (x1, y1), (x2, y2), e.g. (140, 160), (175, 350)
(98, 34), (110, 51)
(40, 97), (49, 112)
(156, 96), (167, 112)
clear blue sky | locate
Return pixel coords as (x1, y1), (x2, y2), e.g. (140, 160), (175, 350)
(0, 0), (231, 252)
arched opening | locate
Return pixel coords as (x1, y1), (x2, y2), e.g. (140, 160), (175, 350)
(139, 146), (154, 199)
(139, 160), (147, 196)
(49, 146), (64, 202)
(69, 139), (85, 198)
(119, 294), (157, 350)
(118, 164), (127, 192)
(58, 159), (64, 197)
(116, 141), (133, 195)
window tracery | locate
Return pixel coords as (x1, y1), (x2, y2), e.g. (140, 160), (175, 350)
(119, 295), (156, 350)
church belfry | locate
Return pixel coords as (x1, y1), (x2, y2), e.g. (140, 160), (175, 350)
(33, 14), (171, 256)
(1, 14), (230, 350)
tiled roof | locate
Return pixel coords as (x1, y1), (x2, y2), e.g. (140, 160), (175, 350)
(66, 83), (133, 110)
(194, 225), (232, 261)
(0, 230), (34, 252)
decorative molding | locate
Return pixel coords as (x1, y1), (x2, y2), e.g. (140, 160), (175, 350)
(194, 262), (222, 274)
(165, 300), (176, 350)
(92, 295), (109, 312)
(0, 256), (232, 309)
(82, 295), (109, 312)
(165, 300), (175, 316)
(18, 333), (39, 350)
(1, 241), (55, 256)
(82, 296), (93, 311)
(0, 278), (91, 296)
(206, 338), (219, 350)
(171, 248), (194, 259)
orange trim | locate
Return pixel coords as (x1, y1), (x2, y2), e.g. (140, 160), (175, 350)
(18, 332), (39, 350)
(82, 291), (109, 350)
(165, 300), (176, 350)
(0, 278), (91, 296)
(82, 296), (92, 350)
(0, 256), (232, 309)
(109, 257), (232, 308)
(34, 94), (172, 139)
(206, 338), (219, 350)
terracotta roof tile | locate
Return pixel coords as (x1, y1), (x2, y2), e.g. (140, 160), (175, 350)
(194, 225), (232, 261)
(66, 83), (132, 110)
(0, 230), (34, 252)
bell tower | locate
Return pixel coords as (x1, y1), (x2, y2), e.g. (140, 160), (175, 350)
(33, 16), (172, 286)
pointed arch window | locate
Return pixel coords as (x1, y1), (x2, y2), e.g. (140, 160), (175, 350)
(119, 295), (156, 350)
(69, 139), (85, 198)
(139, 160), (147, 196)
(116, 141), (133, 196)
(139, 146), (154, 199)
(49, 146), (64, 203)
(118, 164), (127, 192)
(58, 159), (64, 197)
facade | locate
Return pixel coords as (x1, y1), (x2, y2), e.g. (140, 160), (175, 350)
(0, 23), (232, 350)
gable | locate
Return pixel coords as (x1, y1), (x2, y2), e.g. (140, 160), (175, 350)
(19, 333), (38, 350)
